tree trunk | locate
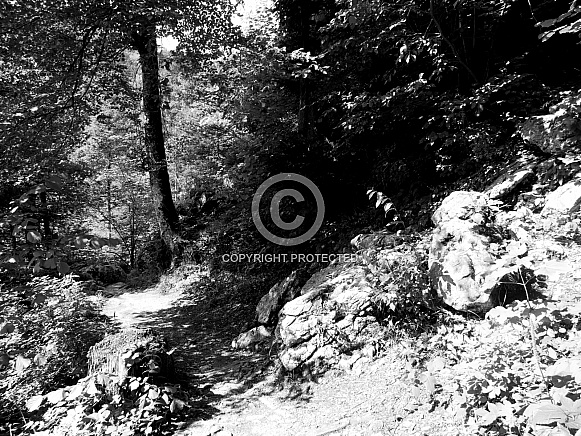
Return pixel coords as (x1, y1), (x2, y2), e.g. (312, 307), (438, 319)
(106, 178), (112, 241)
(129, 202), (136, 269)
(131, 23), (181, 265)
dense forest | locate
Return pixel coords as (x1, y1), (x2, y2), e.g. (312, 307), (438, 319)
(1, 0), (580, 271)
(2, 0), (581, 435)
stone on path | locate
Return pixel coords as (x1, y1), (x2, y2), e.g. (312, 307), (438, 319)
(232, 326), (272, 350)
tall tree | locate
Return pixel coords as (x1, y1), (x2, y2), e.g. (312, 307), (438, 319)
(131, 26), (181, 258)
(1, 0), (236, 263)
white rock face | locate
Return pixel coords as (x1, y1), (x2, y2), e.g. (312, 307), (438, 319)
(429, 191), (538, 311)
(542, 177), (581, 215)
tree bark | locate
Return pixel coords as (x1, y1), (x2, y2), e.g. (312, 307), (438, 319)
(106, 177), (112, 241)
(129, 203), (136, 269)
(131, 23), (181, 265)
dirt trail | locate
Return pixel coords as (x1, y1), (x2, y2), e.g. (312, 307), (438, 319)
(101, 287), (184, 328)
(98, 278), (469, 436)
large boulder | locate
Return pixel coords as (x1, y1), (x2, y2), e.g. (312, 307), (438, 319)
(276, 262), (386, 371)
(429, 191), (540, 312)
(518, 92), (581, 155)
(275, 238), (428, 370)
(431, 191), (491, 225)
(273, 231), (438, 372)
(256, 270), (307, 326)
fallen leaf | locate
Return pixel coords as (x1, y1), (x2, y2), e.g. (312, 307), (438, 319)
(34, 354), (47, 366)
(0, 322), (15, 334)
(15, 355), (32, 373)
(0, 352), (9, 366)
(46, 389), (65, 404)
(170, 398), (185, 413)
(26, 395), (45, 412)
(86, 379), (100, 396)
(67, 383), (84, 401)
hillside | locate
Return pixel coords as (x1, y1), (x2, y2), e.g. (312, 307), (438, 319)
(3, 0), (581, 435)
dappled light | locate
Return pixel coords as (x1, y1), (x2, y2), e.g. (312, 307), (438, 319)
(3, 0), (581, 434)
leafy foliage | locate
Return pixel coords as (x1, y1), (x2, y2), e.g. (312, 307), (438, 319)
(0, 176), (121, 278)
(0, 276), (115, 433)
(407, 297), (581, 435)
(23, 373), (193, 436)
(359, 239), (436, 330)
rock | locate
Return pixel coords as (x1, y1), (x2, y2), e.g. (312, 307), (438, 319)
(536, 157), (581, 192)
(429, 191), (542, 312)
(300, 262), (345, 296)
(369, 420), (385, 432)
(231, 326), (272, 349)
(351, 233), (405, 250)
(338, 354), (361, 371)
(519, 92), (581, 154)
(431, 191), (490, 226)
(256, 270), (305, 325)
(361, 343), (378, 359)
(276, 262), (388, 371)
(541, 177), (581, 215)
(278, 343), (315, 370)
(486, 305), (517, 327)
(87, 329), (175, 392)
(485, 159), (536, 201)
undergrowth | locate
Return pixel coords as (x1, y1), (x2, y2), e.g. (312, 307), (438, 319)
(0, 275), (115, 434)
(409, 297), (581, 435)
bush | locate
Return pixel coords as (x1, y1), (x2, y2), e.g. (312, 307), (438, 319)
(361, 239), (438, 331)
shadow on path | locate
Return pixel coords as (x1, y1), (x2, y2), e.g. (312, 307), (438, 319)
(100, 282), (279, 423)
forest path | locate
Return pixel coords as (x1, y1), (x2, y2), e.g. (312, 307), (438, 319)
(101, 285), (184, 328)
(97, 270), (466, 436)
